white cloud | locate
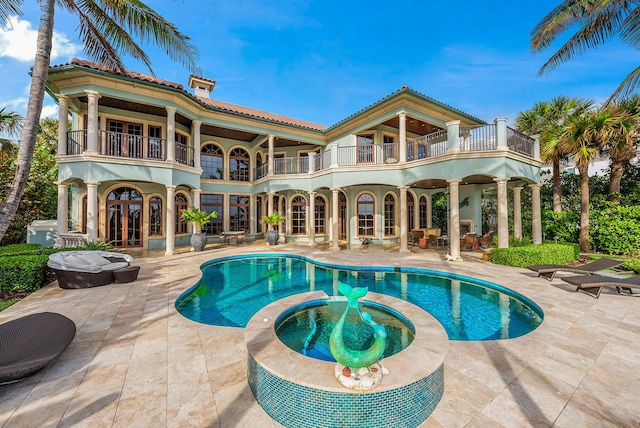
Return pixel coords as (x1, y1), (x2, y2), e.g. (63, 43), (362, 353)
(0, 16), (80, 62)
(40, 104), (58, 119)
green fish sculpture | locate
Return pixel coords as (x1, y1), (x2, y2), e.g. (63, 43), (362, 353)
(329, 282), (387, 369)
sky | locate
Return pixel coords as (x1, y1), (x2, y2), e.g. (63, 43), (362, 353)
(0, 1), (638, 128)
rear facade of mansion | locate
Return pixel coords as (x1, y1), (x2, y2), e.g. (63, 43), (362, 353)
(43, 59), (542, 259)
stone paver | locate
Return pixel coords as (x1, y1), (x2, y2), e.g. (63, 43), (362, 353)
(1, 243), (639, 427)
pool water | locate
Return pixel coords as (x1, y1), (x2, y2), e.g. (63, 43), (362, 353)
(175, 254), (543, 340)
(275, 300), (415, 362)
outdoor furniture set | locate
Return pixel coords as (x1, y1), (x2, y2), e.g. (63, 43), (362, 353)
(47, 250), (138, 289)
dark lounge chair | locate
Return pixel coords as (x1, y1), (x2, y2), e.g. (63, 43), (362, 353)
(561, 273), (640, 298)
(0, 312), (76, 383)
(526, 257), (623, 280)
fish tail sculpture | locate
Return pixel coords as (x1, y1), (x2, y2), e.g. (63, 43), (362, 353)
(330, 282), (387, 368)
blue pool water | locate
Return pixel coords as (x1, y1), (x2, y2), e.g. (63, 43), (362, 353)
(175, 254), (543, 340)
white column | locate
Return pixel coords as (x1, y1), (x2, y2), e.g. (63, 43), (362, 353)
(166, 107), (176, 161)
(86, 182), (99, 241)
(85, 90), (101, 154)
(446, 120), (461, 153)
(308, 152), (315, 174)
(192, 189), (202, 234)
(495, 117), (508, 150)
(193, 120), (202, 170)
(268, 134), (275, 176)
(267, 192), (275, 215)
(56, 182), (68, 237)
(308, 192), (316, 247)
(165, 185), (176, 255)
(399, 186), (409, 252)
(331, 188), (340, 251)
(531, 184), (542, 245)
(512, 186), (523, 240)
(495, 178), (509, 248)
(398, 111), (407, 163)
(57, 95), (70, 156)
(447, 179), (461, 260)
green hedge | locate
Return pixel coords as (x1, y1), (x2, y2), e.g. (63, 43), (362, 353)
(490, 243), (580, 268)
(0, 254), (50, 292)
(622, 258), (640, 274)
(591, 205), (640, 255)
(0, 243), (44, 256)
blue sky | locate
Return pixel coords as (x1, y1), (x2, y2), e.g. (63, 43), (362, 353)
(0, 1), (637, 127)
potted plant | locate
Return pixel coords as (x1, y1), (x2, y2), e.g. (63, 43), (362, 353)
(263, 211), (285, 245)
(181, 206), (217, 251)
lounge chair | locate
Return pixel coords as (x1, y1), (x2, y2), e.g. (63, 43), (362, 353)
(526, 257), (623, 281)
(460, 233), (478, 251)
(561, 273), (640, 298)
(478, 231), (494, 249)
(0, 312), (76, 383)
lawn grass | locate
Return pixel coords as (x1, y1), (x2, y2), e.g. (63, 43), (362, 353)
(0, 298), (21, 311)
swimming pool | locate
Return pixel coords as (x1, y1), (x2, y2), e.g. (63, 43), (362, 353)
(175, 254), (543, 340)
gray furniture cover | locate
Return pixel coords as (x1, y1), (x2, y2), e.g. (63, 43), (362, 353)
(0, 312), (76, 383)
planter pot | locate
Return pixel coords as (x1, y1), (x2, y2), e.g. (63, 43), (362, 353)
(191, 232), (208, 252)
(419, 237), (429, 249)
(266, 230), (279, 246)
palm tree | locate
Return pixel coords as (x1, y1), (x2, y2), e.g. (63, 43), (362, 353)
(531, 1), (640, 101)
(0, 107), (23, 162)
(556, 105), (633, 252)
(604, 95), (640, 204)
(0, 0), (199, 242)
(515, 96), (591, 211)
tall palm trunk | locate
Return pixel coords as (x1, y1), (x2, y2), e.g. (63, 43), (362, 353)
(552, 158), (562, 211)
(608, 146), (636, 205)
(0, 0), (54, 240)
(578, 163), (590, 253)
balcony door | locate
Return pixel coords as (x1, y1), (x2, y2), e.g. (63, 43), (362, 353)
(107, 120), (143, 158)
(107, 187), (143, 248)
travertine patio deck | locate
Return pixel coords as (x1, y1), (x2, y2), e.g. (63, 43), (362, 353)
(1, 243), (639, 427)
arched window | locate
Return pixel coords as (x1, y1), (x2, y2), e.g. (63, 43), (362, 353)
(229, 195), (250, 232)
(175, 193), (189, 234)
(230, 148), (250, 181)
(384, 193), (395, 236)
(407, 193), (415, 231)
(291, 195), (306, 235)
(201, 144), (223, 179)
(419, 195), (428, 228)
(106, 187), (143, 248)
(357, 193), (374, 236)
(315, 196), (326, 234)
(149, 196), (162, 236)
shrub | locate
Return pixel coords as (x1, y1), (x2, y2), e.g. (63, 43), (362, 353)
(542, 210), (579, 244)
(622, 258), (640, 274)
(81, 239), (113, 251)
(490, 243), (579, 268)
(0, 254), (50, 292)
(590, 205), (640, 255)
(0, 243), (43, 256)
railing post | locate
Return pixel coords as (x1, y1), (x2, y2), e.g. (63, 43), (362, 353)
(57, 95), (70, 156)
(495, 117), (508, 150)
(398, 111), (407, 163)
(308, 152), (315, 174)
(446, 120), (460, 153)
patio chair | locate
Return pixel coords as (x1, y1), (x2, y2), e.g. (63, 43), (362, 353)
(561, 273), (640, 298)
(428, 234), (439, 248)
(0, 312), (76, 383)
(526, 257), (623, 281)
(409, 229), (424, 247)
(459, 233), (478, 251)
(478, 231), (494, 249)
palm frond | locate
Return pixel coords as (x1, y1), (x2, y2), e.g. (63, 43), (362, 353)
(606, 64), (640, 102)
(0, 0), (23, 26)
(618, 5), (640, 48)
(0, 107), (23, 137)
(531, 0), (595, 51)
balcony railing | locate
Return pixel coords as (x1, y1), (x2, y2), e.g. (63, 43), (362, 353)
(175, 141), (194, 166)
(460, 125), (496, 151)
(254, 163), (268, 180)
(406, 129), (448, 161)
(507, 126), (535, 157)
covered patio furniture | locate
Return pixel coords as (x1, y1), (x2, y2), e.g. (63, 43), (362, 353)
(0, 312), (76, 383)
(47, 250), (133, 289)
(561, 273), (640, 298)
(526, 257), (623, 281)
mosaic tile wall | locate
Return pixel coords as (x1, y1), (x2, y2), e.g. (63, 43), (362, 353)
(247, 354), (444, 428)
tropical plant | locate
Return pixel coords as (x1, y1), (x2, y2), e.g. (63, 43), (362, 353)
(604, 95), (640, 204)
(531, 0), (640, 101)
(0, 107), (23, 162)
(515, 96), (591, 211)
(0, 0), (200, 242)
(181, 207), (216, 233)
(555, 104), (634, 252)
(263, 211), (285, 230)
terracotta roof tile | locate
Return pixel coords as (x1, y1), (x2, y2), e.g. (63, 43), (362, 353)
(68, 58), (184, 90)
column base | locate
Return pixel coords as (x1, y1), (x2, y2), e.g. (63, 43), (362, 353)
(165, 250), (174, 256)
